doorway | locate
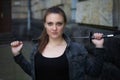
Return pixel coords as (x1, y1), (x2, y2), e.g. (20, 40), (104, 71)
(0, 0), (11, 33)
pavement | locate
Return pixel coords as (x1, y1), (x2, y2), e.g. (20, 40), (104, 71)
(0, 41), (33, 80)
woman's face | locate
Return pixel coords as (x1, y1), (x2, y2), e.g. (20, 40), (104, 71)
(44, 13), (65, 39)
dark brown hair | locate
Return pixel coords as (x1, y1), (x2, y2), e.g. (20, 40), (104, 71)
(39, 6), (67, 53)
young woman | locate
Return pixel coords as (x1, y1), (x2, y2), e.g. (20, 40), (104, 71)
(11, 6), (105, 80)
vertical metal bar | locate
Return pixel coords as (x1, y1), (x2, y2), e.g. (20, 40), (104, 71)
(113, 0), (120, 30)
(27, 0), (31, 37)
(118, 0), (120, 30)
(71, 0), (77, 21)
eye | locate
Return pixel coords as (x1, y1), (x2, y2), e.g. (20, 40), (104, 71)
(47, 22), (53, 26)
(56, 22), (63, 26)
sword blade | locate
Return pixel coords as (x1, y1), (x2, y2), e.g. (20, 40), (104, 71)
(72, 36), (90, 39)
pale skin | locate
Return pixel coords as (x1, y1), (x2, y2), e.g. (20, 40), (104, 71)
(11, 13), (104, 57)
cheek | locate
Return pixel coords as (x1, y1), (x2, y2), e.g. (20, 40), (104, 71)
(45, 27), (50, 33)
(59, 26), (64, 32)
(56, 28), (64, 35)
(60, 28), (64, 32)
(45, 27), (52, 36)
(44, 24), (50, 31)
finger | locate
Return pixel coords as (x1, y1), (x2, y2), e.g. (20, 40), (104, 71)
(19, 41), (23, 44)
(93, 33), (103, 40)
(11, 41), (18, 46)
(11, 41), (22, 47)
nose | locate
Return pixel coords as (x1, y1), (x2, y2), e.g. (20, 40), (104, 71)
(52, 25), (57, 30)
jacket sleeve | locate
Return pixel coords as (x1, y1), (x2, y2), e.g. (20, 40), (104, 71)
(14, 53), (32, 76)
(85, 48), (105, 77)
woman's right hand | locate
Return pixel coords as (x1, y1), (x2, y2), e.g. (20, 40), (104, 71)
(10, 41), (23, 56)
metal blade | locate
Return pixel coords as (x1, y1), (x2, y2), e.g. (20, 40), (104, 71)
(72, 36), (90, 39)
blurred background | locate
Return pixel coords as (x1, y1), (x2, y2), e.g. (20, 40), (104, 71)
(0, 0), (120, 80)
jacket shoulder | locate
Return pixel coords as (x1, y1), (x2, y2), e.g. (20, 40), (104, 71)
(69, 42), (88, 56)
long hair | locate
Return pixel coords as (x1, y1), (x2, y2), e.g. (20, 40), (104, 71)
(39, 6), (67, 53)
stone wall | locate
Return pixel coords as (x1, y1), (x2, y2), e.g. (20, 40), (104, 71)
(76, 0), (113, 27)
(12, 0), (28, 19)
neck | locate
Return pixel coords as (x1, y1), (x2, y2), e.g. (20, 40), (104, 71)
(48, 37), (66, 47)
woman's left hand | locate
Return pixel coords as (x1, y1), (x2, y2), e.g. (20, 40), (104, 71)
(92, 33), (104, 48)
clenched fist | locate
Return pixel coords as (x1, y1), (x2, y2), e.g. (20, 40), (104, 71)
(10, 41), (23, 56)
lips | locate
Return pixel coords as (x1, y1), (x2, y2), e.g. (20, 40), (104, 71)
(51, 32), (58, 34)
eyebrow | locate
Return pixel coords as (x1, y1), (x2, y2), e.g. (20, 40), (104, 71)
(46, 21), (63, 24)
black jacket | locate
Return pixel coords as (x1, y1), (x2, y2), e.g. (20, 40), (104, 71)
(14, 34), (105, 80)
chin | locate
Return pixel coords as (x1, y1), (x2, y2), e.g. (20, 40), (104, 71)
(51, 35), (61, 39)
